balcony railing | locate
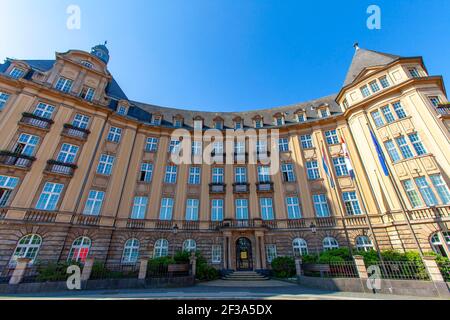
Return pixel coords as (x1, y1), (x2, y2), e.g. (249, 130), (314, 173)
(408, 206), (450, 221)
(256, 182), (274, 192)
(45, 160), (77, 176)
(0, 208), (7, 220)
(127, 218), (146, 229)
(62, 123), (90, 140)
(19, 112), (53, 130)
(73, 214), (100, 226)
(209, 183), (226, 194)
(0, 150), (35, 168)
(182, 220), (200, 230)
(233, 182), (250, 193)
(24, 210), (57, 223)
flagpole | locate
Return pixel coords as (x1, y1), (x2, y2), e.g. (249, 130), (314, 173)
(320, 140), (353, 256)
(363, 112), (424, 256)
(338, 127), (385, 262)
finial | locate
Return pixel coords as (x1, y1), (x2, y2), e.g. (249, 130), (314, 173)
(353, 42), (360, 50)
(104, 40), (108, 46)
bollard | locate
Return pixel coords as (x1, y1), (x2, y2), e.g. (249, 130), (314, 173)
(138, 259), (148, 280)
(295, 257), (303, 277)
(9, 258), (31, 285)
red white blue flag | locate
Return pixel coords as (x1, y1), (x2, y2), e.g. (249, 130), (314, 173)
(340, 135), (355, 179)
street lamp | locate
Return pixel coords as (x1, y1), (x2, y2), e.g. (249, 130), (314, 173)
(309, 222), (317, 234)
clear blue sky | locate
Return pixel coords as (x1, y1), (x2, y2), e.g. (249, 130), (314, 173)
(1, 0), (449, 111)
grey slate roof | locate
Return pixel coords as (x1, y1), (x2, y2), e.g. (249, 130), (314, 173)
(343, 48), (400, 87)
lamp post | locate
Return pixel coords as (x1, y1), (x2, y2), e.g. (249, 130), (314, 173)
(172, 224), (179, 258)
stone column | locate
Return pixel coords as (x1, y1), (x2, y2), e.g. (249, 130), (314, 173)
(255, 234), (262, 270)
(422, 256), (444, 282)
(9, 258), (31, 285)
(80, 258), (95, 281)
(189, 252), (197, 277)
(295, 258), (303, 277)
(260, 236), (267, 269)
(353, 255), (368, 279)
(138, 259), (148, 280)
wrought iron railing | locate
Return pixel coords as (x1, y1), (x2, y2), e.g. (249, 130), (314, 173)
(62, 123), (90, 140)
(90, 263), (140, 280)
(233, 182), (250, 193)
(0, 150), (35, 168)
(303, 261), (358, 278)
(209, 183), (226, 194)
(437, 261), (450, 282)
(369, 261), (430, 281)
(24, 210), (58, 223)
(19, 112), (53, 130)
(46, 159), (77, 176)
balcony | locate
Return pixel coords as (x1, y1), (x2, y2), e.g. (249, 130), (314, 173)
(436, 104), (450, 116)
(73, 214), (100, 226)
(62, 123), (90, 140)
(45, 160), (77, 176)
(0, 150), (36, 169)
(19, 112), (53, 130)
(156, 220), (173, 230)
(233, 182), (250, 193)
(222, 219), (255, 228)
(256, 182), (274, 192)
(24, 210), (57, 223)
(182, 220), (200, 230)
(209, 183), (226, 194)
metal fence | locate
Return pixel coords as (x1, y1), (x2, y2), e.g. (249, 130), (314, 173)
(0, 267), (13, 284)
(147, 263), (191, 278)
(371, 261), (430, 281)
(90, 263), (140, 280)
(303, 261), (359, 278)
(437, 261), (450, 282)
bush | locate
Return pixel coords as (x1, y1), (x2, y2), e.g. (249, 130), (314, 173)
(147, 256), (175, 275)
(317, 248), (352, 263)
(271, 256), (296, 278)
(35, 261), (82, 282)
(194, 251), (220, 281)
(300, 254), (318, 264)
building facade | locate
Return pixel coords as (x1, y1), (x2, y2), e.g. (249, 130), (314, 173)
(0, 44), (449, 272)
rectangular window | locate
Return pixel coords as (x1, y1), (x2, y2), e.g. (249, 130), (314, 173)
(342, 191), (362, 215)
(286, 197), (301, 219)
(191, 141), (202, 155)
(379, 76), (390, 89)
(395, 136), (414, 159)
(9, 67), (25, 79)
(429, 96), (441, 107)
(56, 143), (79, 164)
(211, 167), (224, 183)
(408, 133), (427, 156)
(333, 157), (349, 176)
(35, 182), (64, 211)
(403, 180), (423, 208)
(234, 141), (245, 154)
(0, 175), (19, 207)
(381, 105), (395, 123)
(392, 102), (407, 119)
(188, 166), (201, 184)
(278, 138), (289, 152)
(257, 166), (271, 183)
(193, 120), (203, 130)
(83, 190), (104, 216)
(185, 199), (199, 221)
(384, 140), (401, 162)
(430, 175), (450, 205)
(415, 177), (438, 206)
(360, 85), (371, 98)
(313, 194), (330, 217)
(214, 121), (223, 130)
(211, 199), (224, 221)
(140, 163), (153, 183)
(235, 199), (249, 220)
(117, 105), (127, 115)
(281, 163), (296, 182)
(211, 245), (222, 264)
(371, 110), (385, 127)
(72, 114), (90, 129)
(145, 137), (158, 152)
(325, 129), (339, 145)
(55, 77), (73, 93)
(33, 102), (55, 119)
(164, 165), (177, 184)
(300, 134), (313, 149)
(369, 80), (380, 93)
(131, 197), (148, 219)
(14, 133), (39, 156)
(266, 244), (277, 263)
(174, 119), (183, 128)
(342, 99), (349, 109)
(213, 141), (224, 155)
(169, 139), (180, 154)
(256, 140), (267, 153)
(298, 113), (306, 122)
(320, 109), (329, 118)
(306, 161), (320, 180)
(96, 154), (115, 175)
(234, 167), (247, 183)
(408, 67), (420, 78)
(107, 126), (122, 143)
(151, 115), (161, 125)
(0, 92), (10, 110)
(254, 119), (263, 128)
(79, 86), (95, 101)
(159, 198), (174, 220)
(260, 198), (274, 220)
(234, 121), (242, 130)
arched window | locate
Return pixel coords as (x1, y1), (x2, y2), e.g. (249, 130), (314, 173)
(10, 234), (42, 265)
(68, 237), (91, 262)
(122, 238), (140, 264)
(292, 238), (308, 256)
(154, 239), (169, 258)
(322, 237), (339, 251)
(183, 239), (197, 252)
(430, 232), (450, 257)
(355, 236), (373, 252)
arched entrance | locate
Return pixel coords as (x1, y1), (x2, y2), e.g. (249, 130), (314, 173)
(236, 237), (253, 271)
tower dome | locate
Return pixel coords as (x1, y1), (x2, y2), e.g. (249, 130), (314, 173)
(90, 42), (110, 64)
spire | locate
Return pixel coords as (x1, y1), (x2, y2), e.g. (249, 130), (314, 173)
(343, 45), (401, 87)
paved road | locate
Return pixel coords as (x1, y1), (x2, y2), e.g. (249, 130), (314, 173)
(0, 280), (442, 300)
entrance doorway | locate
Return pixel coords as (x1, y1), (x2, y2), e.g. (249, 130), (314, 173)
(236, 237), (253, 271)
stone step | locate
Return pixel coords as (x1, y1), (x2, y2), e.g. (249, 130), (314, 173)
(222, 271), (269, 281)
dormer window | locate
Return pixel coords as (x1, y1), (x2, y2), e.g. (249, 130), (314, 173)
(174, 118), (183, 128)
(80, 86), (95, 102)
(117, 105), (128, 115)
(319, 108), (329, 118)
(152, 114), (162, 125)
(55, 77), (73, 93)
(274, 116), (284, 126)
(360, 85), (370, 98)
(408, 67), (420, 78)
(193, 119), (203, 130)
(234, 121), (242, 130)
(9, 67), (25, 79)
(81, 60), (93, 69)
(214, 120), (224, 130)
(254, 119), (263, 129)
